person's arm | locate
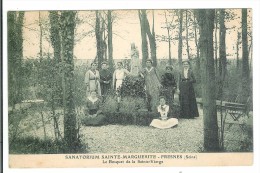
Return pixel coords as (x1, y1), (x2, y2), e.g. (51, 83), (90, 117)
(112, 70), (116, 89)
(124, 69), (130, 76)
(161, 74), (166, 87)
(189, 70), (196, 83)
(154, 68), (161, 82)
(97, 71), (101, 82)
(172, 74), (177, 89)
(85, 71), (90, 91)
(139, 68), (145, 78)
(177, 72), (181, 93)
(107, 71), (113, 83)
(99, 71), (105, 84)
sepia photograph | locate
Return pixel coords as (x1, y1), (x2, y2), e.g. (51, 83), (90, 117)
(3, 0), (259, 171)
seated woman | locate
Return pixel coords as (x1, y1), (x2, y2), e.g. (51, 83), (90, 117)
(150, 96), (178, 129)
(82, 90), (106, 126)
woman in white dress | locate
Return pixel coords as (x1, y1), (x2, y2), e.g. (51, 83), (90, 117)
(113, 62), (130, 91)
(85, 62), (101, 96)
(113, 62), (130, 103)
(150, 96), (178, 129)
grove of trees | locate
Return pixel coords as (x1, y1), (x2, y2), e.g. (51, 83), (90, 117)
(8, 9), (252, 153)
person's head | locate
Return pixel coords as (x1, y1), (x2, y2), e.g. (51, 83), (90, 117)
(146, 59), (153, 67)
(91, 62), (98, 70)
(101, 62), (108, 70)
(90, 90), (97, 98)
(117, 62), (123, 69)
(159, 96), (166, 105)
(182, 60), (190, 69)
(166, 65), (173, 73)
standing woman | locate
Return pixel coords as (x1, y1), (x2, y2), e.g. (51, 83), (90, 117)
(178, 60), (199, 119)
(100, 61), (113, 97)
(113, 62), (130, 103)
(161, 65), (177, 117)
(85, 62), (101, 96)
(140, 59), (161, 112)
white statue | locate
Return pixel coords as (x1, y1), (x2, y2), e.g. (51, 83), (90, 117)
(130, 43), (140, 76)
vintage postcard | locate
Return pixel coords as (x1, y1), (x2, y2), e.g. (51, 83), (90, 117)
(3, 0), (259, 172)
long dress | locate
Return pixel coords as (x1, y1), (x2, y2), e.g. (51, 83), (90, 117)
(85, 70), (101, 96)
(150, 104), (178, 129)
(113, 69), (129, 91)
(142, 67), (161, 112)
(100, 69), (113, 96)
(82, 97), (106, 126)
(161, 72), (177, 118)
(179, 68), (199, 119)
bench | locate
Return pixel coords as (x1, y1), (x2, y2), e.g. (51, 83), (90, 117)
(196, 97), (251, 132)
(223, 102), (249, 132)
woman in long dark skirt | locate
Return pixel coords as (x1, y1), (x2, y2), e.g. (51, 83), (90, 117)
(161, 65), (177, 118)
(178, 60), (199, 119)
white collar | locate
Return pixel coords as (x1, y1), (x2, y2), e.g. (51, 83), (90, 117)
(89, 70), (97, 75)
(87, 96), (98, 103)
(146, 67), (153, 72)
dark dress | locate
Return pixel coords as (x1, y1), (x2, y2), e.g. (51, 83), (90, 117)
(179, 68), (199, 119)
(100, 69), (113, 96)
(82, 98), (106, 126)
(161, 73), (177, 118)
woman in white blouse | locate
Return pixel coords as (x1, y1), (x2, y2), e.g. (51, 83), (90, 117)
(112, 62), (130, 103)
(85, 62), (101, 96)
(150, 96), (178, 129)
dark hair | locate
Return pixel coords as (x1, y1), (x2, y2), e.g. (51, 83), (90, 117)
(165, 65), (173, 71)
(182, 60), (190, 65)
(91, 62), (97, 66)
(146, 59), (153, 64)
(159, 96), (166, 100)
(101, 61), (108, 65)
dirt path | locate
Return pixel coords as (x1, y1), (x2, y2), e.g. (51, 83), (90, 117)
(80, 114), (204, 153)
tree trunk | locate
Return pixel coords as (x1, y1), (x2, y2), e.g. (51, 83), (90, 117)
(178, 10), (184, 69)
(39, 12), (43, 58)
(185, 10), (190, 60)
(49, 11), (62, 63)
(138, 10), (149, 67)
(214, 10), (218, 75)
(8, 12), (25, 106)
(95, 11), (103, 69)
(60, 11), (77, 152)
(107, 10), (113, 69)
(164, 11), (172, 65)
(236, 31), (241, 71)
(16, 12), (25, 103)
(49, 11), (63, 106)
(8, 12), (17, 107)
(143, 10), (157, 67)
(242, 9), (249, 97)
(197, 9), (220, 152)
(193, 12), (200, 80)
(219, 9), (227, 79)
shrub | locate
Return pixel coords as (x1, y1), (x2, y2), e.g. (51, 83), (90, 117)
(9, 136), (87, 154)
(119, 75), (146, 98)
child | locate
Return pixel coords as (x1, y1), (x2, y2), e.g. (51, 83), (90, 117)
(150, 96), (178, 129)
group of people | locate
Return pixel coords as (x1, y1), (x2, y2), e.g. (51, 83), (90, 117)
(82, 59), (199, 129)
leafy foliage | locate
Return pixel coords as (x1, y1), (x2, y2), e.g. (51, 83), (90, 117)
(119, 75), (146, 98)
